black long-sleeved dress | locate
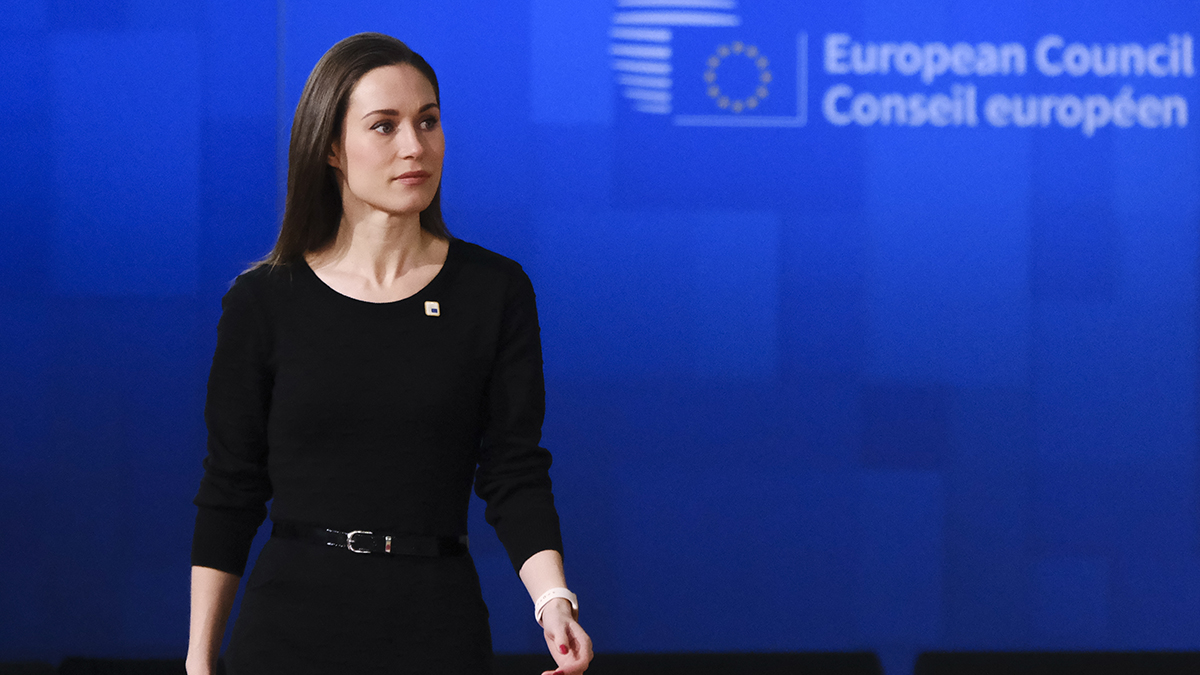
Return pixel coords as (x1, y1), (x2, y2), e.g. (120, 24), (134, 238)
(191, 239), (563, 674)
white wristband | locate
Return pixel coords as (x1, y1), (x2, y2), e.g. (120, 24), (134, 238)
(534, 587), (578, 625)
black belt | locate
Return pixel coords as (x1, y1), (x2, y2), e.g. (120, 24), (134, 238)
(272, 521), (469, 557)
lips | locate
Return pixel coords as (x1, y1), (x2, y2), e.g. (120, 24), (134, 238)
(395, 170), (431, 185)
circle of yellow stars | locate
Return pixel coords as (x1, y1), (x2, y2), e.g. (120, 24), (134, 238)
(705, 41), (772, 113)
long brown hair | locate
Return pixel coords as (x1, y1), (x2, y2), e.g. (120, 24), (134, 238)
(258, 33), (450, 267)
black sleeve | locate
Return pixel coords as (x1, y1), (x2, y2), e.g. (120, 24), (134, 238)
(191, 274), (274, 576)
(473, 265), (564, 572)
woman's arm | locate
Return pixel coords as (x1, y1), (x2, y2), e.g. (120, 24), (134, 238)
(474, 264), (591, 672)
(187, 274), (274, 674)
(185, 566), (240, 675)
(520, 550), (593, 675)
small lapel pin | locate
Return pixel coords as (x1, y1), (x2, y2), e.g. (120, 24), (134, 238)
(425, 301), (440, 317)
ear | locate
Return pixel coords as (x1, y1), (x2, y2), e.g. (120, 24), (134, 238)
(327, 141), (343, 171)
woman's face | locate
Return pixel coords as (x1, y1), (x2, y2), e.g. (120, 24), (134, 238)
(329, 64), (444, 219)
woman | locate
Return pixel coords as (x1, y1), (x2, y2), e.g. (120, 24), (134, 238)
(185, 33), (592, 675)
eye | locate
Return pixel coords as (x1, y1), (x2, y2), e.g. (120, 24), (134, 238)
(419, 115), (440, 131)
(371, 120), (395, 134)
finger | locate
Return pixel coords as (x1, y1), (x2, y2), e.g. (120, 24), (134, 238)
(564, 623), (594, 670)
(547, 622), (594, 674)
(543, 626), (570, 659)
(545, 634), (587, 673)
(565, 621), (591, 654)
(543, 631), (564, 656)
(555, 658), (588, 675)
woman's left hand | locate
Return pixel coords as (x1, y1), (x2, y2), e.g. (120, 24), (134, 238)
(539, 598), (593, 675)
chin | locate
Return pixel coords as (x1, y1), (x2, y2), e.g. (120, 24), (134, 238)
(398, 199), (435, 216)
(386, 191), (437, 215)
(370, 196), (435, 218)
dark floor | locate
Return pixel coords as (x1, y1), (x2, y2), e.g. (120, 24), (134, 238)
(6, 651), (1200, 675)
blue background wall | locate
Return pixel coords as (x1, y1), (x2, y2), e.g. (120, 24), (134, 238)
(3, 0), (1200, 673)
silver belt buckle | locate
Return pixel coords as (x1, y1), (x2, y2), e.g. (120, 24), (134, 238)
(345, 530), (373, 554)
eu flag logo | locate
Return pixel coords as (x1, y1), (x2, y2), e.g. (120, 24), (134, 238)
(673, 29), (807, 127)
(609, 1), (807, 127)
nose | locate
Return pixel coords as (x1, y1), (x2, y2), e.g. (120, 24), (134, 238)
(396, 121), (423, 159)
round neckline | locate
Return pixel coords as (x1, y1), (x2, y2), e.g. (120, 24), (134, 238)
(300, 238), (456, 306)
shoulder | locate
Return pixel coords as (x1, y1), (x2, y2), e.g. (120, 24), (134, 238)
(449, 239), (535, 293)
(227, 261), (302, 299)
(233, 260), (299, 288)
(219, 262), (306, 324)
(447, 240), (541, 325)
(451, 239), (527, 278)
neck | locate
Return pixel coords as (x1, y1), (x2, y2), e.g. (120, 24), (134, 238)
(317, 203), (433, 284)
